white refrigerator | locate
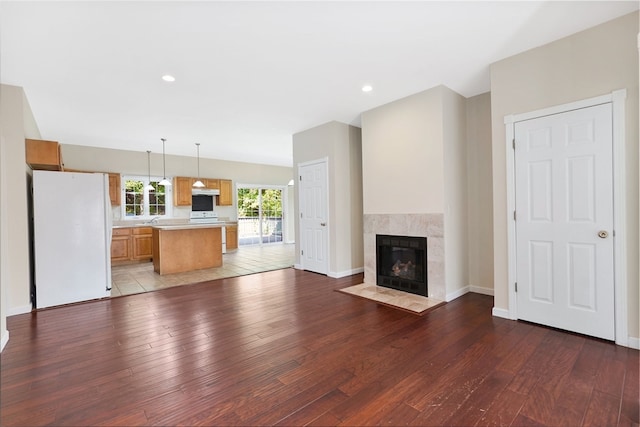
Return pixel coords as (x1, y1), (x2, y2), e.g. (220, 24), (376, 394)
(33, 170), (112, 309)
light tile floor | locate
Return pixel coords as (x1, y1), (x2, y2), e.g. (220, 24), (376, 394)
(110, 243), (296, 297)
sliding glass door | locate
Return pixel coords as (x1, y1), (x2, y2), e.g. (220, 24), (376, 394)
(237, 187), (284, 246)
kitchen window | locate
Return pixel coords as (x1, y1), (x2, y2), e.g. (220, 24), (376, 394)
(122, 175), (172, 219)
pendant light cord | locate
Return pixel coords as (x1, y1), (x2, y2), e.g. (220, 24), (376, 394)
(196, 143), (201, 179)
(161, 138), (167, 180)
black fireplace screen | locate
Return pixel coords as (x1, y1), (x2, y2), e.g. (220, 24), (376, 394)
(376, 234), (427, 297)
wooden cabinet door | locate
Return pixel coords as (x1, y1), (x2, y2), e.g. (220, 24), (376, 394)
(173, 177), (194, 206)
(219, 179), (233, 206)
(226, 225), (238, 250)
(108, 173), (121, 206)
(132, 228), (153, 260)
(111, 229), (132, 262)
(25, 139), (63, 170)
(205, 179), (220, 190)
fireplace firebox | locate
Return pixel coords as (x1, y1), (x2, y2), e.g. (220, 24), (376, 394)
(376, 234), (427, 297)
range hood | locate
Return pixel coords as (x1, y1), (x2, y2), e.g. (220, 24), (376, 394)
(192, 188), (220, 196)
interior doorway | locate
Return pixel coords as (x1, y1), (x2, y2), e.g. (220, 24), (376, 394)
(298, 159), (328, 275)
(504, 90), (628, 346)
(514, 103), (614, 340)
(237, 186), (285, 246)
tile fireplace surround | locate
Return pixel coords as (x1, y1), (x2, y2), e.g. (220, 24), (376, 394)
(363, 213), (445, 301)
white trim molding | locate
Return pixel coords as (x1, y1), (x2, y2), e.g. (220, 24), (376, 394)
(1, 330), (8, 352)
(328, 267), (364, 279)
(470, 285), (494, 296)
(628, 337), (640, 350)
(446, 286), (470, 302)
(501, 90), (630, 347)
(8, 304), (32, 316)
(492, 307), (511, 319)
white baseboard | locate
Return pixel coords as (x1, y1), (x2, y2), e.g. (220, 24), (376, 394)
(492, 307), (512, 319)
(293, 264), (303, 270)
(8, 304), (32, 316)
(1, 330), (8, 352)
(328, 267), (364, 279)
(445, 286), (469, 302)
(492, 309), (639, 349)
(627, 336), (640, 350)
(470, 285), (494, 296)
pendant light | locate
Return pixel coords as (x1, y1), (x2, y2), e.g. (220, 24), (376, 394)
(193, 143), (205, 188)
(144, 150), (155, 191)
(158, 138), (171, 186)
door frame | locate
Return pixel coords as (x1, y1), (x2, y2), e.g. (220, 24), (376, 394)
(296, 157), (329, 274)
(236, 183), (288, 246)
(503, 89), (628, 347)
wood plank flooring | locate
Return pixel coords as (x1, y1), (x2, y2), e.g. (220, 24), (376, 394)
(1, 268), (638, 426)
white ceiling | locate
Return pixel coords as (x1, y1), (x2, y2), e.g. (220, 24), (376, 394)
(1, 1), (637, 167)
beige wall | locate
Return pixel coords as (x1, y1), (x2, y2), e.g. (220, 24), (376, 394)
(0, 85), (42, 350)
(490, 11), (639, 339)
(292, 121), (364, 277)
(466, 92), (494, 291)
(361, 87), (444, 214)
(62, 144), (294, 222)
(442, 87), (469, 296)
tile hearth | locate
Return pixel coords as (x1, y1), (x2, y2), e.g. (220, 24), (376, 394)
(337, 283), (445, 315)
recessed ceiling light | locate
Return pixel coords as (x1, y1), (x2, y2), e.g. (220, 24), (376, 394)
(162, 75), (176, 82)
(362, 85), (373, 92)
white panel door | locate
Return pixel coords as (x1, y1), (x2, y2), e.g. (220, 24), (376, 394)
(299, 161), (328, 275)
(514, 103), (615, 340)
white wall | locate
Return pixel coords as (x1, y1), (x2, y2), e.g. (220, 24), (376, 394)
(292, 121), (364, 277)
(490, 11), (639, 339)
(0, 85), (42, 351)
(465, 92), (494, 292)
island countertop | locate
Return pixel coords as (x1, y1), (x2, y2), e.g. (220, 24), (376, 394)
(151, 223), (226, 231)
(113, 220), (237, 230)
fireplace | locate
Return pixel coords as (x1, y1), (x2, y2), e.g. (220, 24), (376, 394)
(376, 234), (428, 297)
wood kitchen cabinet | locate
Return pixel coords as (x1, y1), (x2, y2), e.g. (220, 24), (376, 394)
(111, 226), (153, 265)
(205, 179), (219, 190)
(25, 139), (63, 170)
(173, 176), (194, 206)
(111, 228), (132, 263)
(172, 176), (233, 207)
(132, 227), (153, 260)
(218, 179), (233, 206)
(225, 225), (238, 251)
(108, 173), (121, 206)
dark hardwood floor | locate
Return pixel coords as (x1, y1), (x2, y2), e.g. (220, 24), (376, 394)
(1, 268), (638, 426)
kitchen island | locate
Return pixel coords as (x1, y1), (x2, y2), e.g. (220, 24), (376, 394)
(152, 223), (223, 275)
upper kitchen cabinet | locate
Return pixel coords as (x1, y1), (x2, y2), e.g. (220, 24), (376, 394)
(108, 173), (121, 206)
(173, 176), (194, 206)
(218, 179), (233, 206)
(205, 179), (219, 190)
(173, 176), (233, 206)
(26, 139), (63, 170)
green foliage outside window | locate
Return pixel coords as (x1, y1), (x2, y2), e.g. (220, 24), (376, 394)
(125, 179), (166, 217)
(237, 188), (282, 218)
